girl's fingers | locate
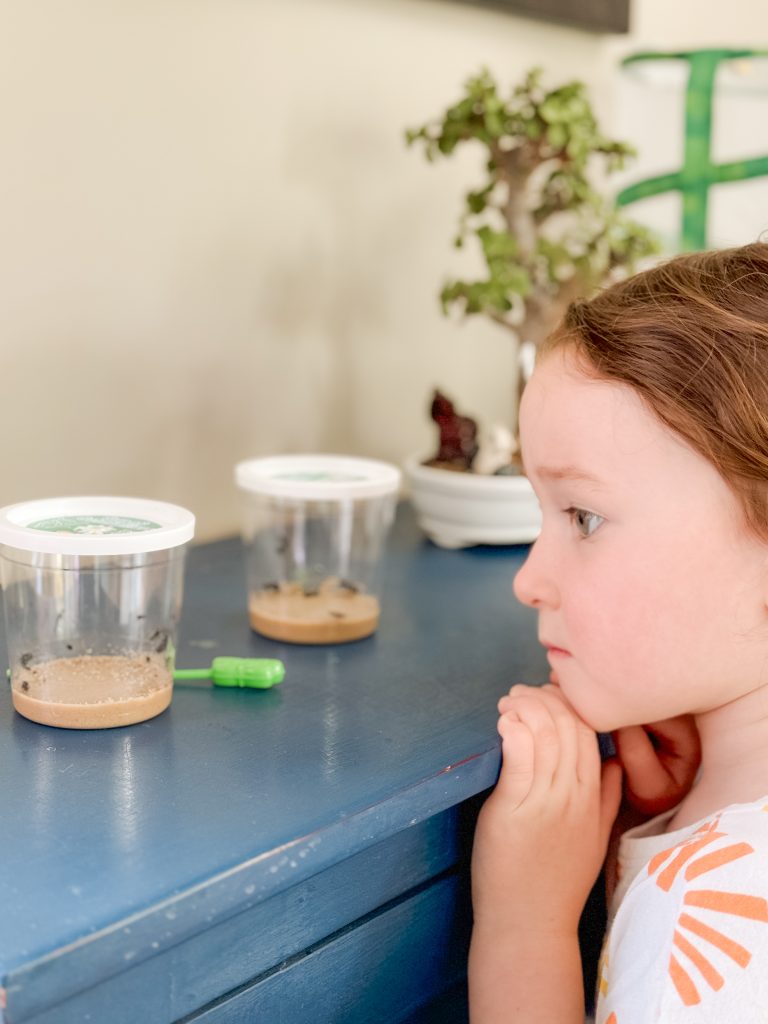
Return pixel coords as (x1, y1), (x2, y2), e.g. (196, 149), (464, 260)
(498, 687), (570, 796)
(643, 714), (700, 757)
(513, 684), (597, 790)
(516, 698), (560, 795)
(531, 686), (580, 789)
(599, 759), (623, 846)
(500, 682), (581, 723)
(540, 682), (576, 711)
(499, 683), (569, 713)
(613, 719), (700, 814)
(613, 724), (671, 802)
(495, 713), (535, 809)
(574, 710), (601, 789)
(643, 716), (702, 785)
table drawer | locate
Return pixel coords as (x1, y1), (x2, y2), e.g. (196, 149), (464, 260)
(185, 871), (471, 1024)
(13, 806), (472, 1024)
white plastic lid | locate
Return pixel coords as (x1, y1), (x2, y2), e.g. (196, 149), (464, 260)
(0, 497), (195, 555)
(235, 455), (401, 501)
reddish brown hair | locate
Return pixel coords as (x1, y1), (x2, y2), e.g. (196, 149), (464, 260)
(542, 242), (768, 537)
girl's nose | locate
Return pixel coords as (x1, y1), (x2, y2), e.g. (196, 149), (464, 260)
(513, 539), (559, 609)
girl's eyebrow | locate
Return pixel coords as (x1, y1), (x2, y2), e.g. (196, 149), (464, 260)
(534, 465), (605, 485)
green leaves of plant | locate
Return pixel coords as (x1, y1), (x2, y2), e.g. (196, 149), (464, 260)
(441, 226), (531, 317)
(406, 66), (659, 331)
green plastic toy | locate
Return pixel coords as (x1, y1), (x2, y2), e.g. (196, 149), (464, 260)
(173, 657), (285, 689)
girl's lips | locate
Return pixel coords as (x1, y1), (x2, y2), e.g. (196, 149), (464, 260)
(545, 645), (571, 658)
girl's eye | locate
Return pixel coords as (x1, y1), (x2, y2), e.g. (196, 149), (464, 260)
(567, 507), (604, 538)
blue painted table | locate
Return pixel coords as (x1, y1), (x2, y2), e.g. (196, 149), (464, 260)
(0, 504), (545, 1024)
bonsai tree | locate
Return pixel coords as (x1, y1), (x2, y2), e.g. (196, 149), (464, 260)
(406, 67), (659, 470)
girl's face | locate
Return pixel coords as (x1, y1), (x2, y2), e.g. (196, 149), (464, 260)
(514, 347), (768, 732)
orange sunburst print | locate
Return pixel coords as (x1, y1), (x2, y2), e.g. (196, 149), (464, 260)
(646, 814), (768, 1007)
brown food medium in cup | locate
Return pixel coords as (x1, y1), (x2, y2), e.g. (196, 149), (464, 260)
(249, 577), (380, 644)
(12, 654), (173, 729)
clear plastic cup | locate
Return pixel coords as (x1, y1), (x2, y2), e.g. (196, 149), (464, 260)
(0, 497), (195, 729)
(235, 455), (401, 645)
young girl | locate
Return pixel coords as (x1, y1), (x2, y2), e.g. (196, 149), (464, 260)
(470, 242), (768, 1023)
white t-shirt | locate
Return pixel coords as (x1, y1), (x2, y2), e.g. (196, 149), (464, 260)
(595, 797), (768, 1023)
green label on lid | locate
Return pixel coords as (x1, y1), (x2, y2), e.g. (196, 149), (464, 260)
(272, 472), (367, 483)
(27, 515), (162, 536)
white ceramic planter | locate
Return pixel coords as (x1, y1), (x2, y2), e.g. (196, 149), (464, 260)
(403, 454), (541, 549)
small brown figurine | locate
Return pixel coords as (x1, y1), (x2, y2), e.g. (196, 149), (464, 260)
(426, 389), (479, 471)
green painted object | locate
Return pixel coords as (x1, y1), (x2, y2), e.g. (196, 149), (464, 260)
(617, 49), (768, 250)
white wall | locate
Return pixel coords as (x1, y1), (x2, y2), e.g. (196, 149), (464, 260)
(2, 0), (766, 539)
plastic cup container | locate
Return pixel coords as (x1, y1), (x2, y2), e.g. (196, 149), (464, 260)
(0, 497), (195, 729)
(235, 455), (401, 645)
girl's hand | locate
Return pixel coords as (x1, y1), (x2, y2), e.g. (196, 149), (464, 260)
(604, 716), (700, 903)
(472, 684), (622, 937)
(547, 671), (700, 817)
(612, 715), (701, 817)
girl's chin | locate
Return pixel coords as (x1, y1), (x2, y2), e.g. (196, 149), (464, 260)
(557, 691), (613, 733)
(555, 676), (623, 733)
